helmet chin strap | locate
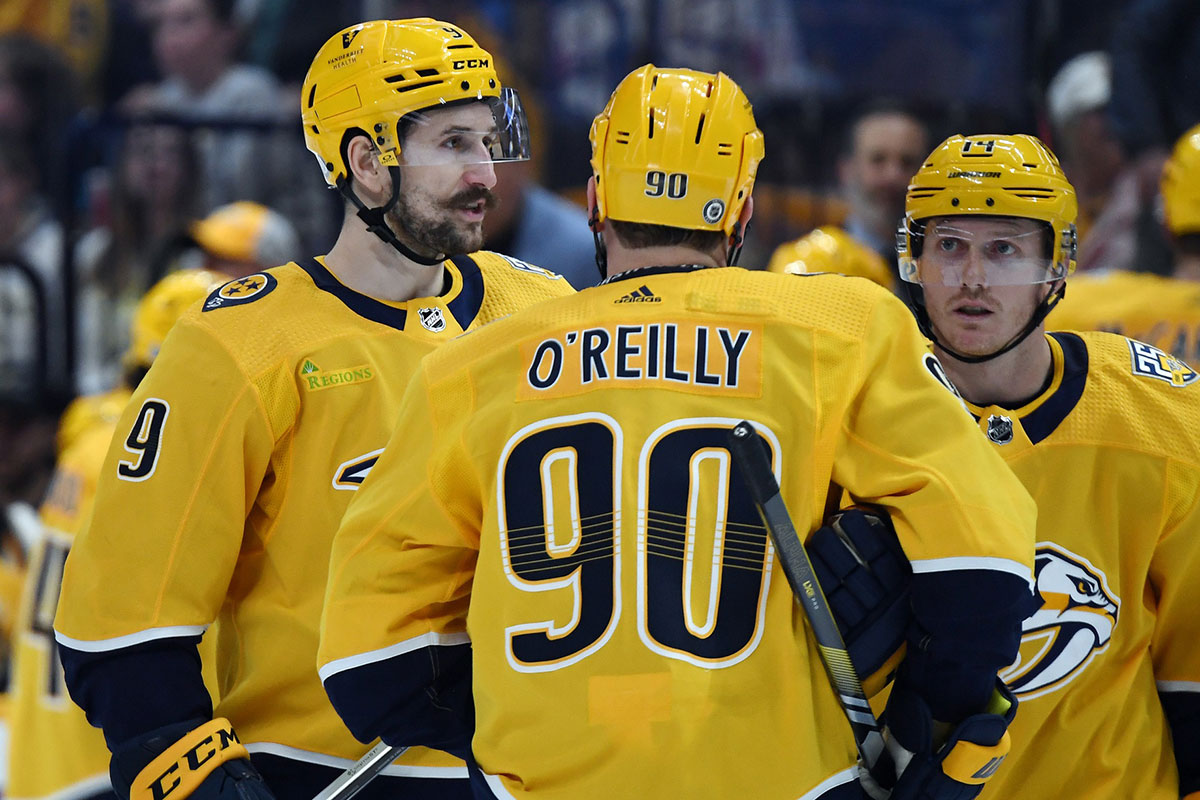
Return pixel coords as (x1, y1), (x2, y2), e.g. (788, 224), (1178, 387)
(916, 282), (1065, 365)
(726, 221), (746, 267)
(337, 167), (445, 267)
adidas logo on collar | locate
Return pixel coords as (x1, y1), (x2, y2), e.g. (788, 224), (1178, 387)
(614, 285), (662, 303)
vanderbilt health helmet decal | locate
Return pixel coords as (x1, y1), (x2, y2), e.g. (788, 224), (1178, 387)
(203, 273), (278, 310)
(1000, 543), (1118, 700)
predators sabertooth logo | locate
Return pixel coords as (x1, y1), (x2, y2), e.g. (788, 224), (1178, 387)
(1000, 544), (1118, 700)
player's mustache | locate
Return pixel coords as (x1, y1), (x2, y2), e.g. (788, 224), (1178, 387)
(445, 187), (498, 211)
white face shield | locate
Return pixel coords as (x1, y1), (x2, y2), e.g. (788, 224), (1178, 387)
(394, 88), (531, 168)
(899, 218), (1067, 287)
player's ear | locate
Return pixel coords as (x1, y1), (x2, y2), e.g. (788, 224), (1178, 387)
(738, 195), (754, 230)
(346, 134), (387, 196)
(586, 176), (604, 232)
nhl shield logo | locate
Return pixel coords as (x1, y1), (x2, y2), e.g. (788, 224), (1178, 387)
(418, 307), (446, 332)
(986, 414), (1014, 445)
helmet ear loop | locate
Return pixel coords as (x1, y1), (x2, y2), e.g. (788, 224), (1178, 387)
(589, 206), (608, 281)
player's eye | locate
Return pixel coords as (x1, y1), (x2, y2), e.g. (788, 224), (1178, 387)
(442, 135), (463, 150)
(991, 240), (1018, 257)
(936, 237), (961, 253)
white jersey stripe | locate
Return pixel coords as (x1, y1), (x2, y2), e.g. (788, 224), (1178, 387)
(318, 631), (471, 684)
(53, 624), (208, 652)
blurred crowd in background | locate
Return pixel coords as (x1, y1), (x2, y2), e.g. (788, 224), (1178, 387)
(0, 0), (1198, 605)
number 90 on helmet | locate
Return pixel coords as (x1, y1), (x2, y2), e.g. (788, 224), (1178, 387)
(300, 18), (531, 185)
(589, 64), (764, 236)
(896, 134), (1078, 287)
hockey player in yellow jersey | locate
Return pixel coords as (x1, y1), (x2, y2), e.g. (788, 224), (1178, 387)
(317, 65), (1036, 799)
(880, 133), (1200, 798)
(1051, 122), (1200, 362)
(8, 269), (226, 800)
(53, 18), (571, 800)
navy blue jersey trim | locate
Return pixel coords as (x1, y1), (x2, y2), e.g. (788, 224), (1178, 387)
(299, 258), (410, 331)
(251, 754), (471, 800)
(58, 634), (212, 750)
(599, 264), (713, 285)
(447, 255), (485, 330)
(322, 643), (474, 759)
(1161, 688), (1200, 794)
(1020, 332), (1089, 445)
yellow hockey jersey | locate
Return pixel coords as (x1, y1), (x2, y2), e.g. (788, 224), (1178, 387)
(54, 254), (571, 778)
(319, 266), (1037, 799)
(964, 331), (1200, 799)
(8, 395), (127, 800)
(1050, 270), (1200, 363)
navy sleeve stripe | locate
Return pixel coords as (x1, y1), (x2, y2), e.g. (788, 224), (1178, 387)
(59, 634), (212, 749)
(1160, 688), (1200, 794)
(323, 643), (473, 758)
(319, 631), (471, 683)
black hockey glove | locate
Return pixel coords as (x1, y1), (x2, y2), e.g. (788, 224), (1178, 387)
(860, 678), (1017, 800)
(111, 717), (275, 800)
(808, 507), (912, 695)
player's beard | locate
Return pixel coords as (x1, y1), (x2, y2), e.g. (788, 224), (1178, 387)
(389, 185), (498, 258)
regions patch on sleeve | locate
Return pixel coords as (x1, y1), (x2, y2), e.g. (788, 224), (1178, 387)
(1128, 339), (1199, 387)
(203, 273), (278, 311)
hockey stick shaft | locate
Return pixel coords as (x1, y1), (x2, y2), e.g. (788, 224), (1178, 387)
(311, 742), (408, 800)
(727, 421), (886, 769)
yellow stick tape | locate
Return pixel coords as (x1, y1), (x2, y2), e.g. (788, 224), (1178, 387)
(131, 718), (249, 800)
(940, 731), (1011, 785)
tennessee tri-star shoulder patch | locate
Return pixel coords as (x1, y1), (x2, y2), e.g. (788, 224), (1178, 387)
(203, 273), (278, 311)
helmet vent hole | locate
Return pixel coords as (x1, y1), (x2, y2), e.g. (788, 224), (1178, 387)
(415, 68), (439, 77)
(384, 73), (407, 83)
(951, 197), (960, 206)
(310, 125), (318, 134)
(307, 84), (317, 108)
(447, 43), (472, 49)
(648, 108), (654, 139)
(489, 79), (496, 88)
(395, 79), (441, 93)
(986, 198), (995, 206)
(695, 113), (706, 144)
(1023, 163), (1037, 168)
(461, 80), (470, 90)
(706, 81), (713, 97)
(651, 74), (659, 91)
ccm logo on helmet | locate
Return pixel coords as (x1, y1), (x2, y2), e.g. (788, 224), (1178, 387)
(453, 58), (489, 70)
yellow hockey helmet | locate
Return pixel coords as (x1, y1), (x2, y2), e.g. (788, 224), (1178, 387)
(300, 18), (530, 188)
(124, 269), (227, 372)
(188, 201), (300, 268)
(767, 226), (893, 289)
(897, 134), (1078, 285)
(1162, 123), (1200, 236)
(589, 64), (764, 236)
(56, 387), (132, 456)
